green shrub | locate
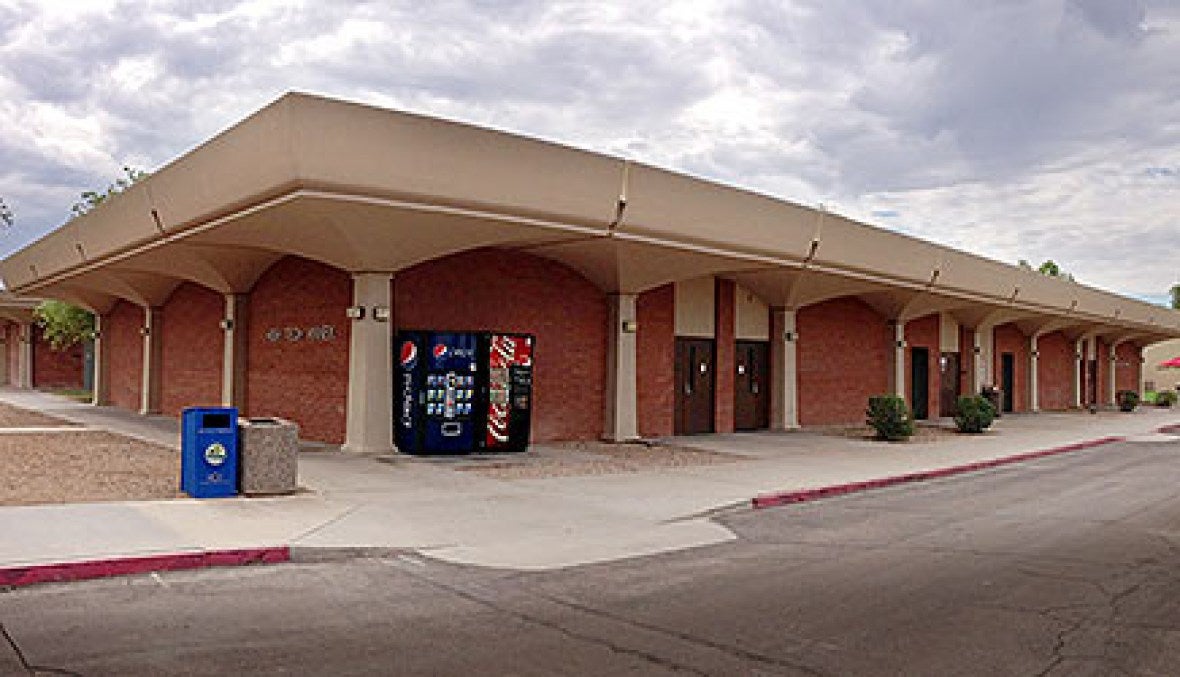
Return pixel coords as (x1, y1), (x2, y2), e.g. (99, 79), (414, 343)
(1117, 390), (1140, 412)
(955, 395), (996, 434)
(866, 395), (914, 441)
(1155, 390), (1177, 407)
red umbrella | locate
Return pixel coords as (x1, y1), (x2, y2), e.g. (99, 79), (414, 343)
(1159, 356), (1180, 369)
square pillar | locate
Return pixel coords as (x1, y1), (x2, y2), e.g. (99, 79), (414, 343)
(892, 321), (906, 398)
(1029, 334), (1040, 413)
(221, 293), (249, 409)
(972, 330), (985, 394)
(343, 272), (395, 454)
(769, 308), (799, 430)
(92, 314), (111, 406)
(17, 322), (33, 389)
(1073, 338), (1084, 407)
(140, 307), (162, 415)
(603, 293), (638, 442)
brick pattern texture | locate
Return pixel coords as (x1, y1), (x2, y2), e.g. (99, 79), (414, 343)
(713, 279), (736, 433)
(106, 300), (144, 411)
(636, 284), (675, 438)
(993, 323), (1030, 412)
(395, 248), (607, 443)
(159, 282), (224, 416)
(1115, 343), (1141, 394)
(1038, 331), (1075, 410)
(1096, 338), (1110, 404)
(798, 297), (890, 425)
(904, 314), (940, 418)
(247, 257), (351, 444)
(959, 327), (976, 396)
(31, 325), (84, 389)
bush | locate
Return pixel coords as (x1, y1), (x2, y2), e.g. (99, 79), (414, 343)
(955, 395), (996, 434)
(1117, 390), (1140, 412)
(1156, 390), (1178, 407)
(866, 395), (914, 441)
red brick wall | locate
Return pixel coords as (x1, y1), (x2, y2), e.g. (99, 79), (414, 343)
(904, 314), (940, 418)
(713, 279), (736, 433)
(993, 324), (1030, 412)
(159, 283), (224, 416)
(396, 248), (607, 443)
(798, 297), (890, 426)
(106, 300), (144, 411)
(247, 257), (351, 444)
(31, 325), (84, 389)
(637, 285), (674, 438)
(1115, 342), (1140, 394)
(1038, 331), (1074, 410)
(959, 327), (975, 396)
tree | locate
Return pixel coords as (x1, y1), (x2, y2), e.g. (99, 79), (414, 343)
(1018, 258), (1074, 281)
(33, 301), (95, 350)
(1170, 284), (1180, 310)
(0, 197), (12, 228)
(70, 166), (148, 218)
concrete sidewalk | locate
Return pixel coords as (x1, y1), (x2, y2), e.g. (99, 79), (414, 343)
(1, 388), (1178, 574)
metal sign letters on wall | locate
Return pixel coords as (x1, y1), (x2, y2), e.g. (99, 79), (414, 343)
(264, 324), (337, 343)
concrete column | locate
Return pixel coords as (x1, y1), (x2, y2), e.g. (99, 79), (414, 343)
(1108, 342), (1118, 406)
(221, 293), (249, 409)
(1029, 334), (1040, 413)
(892, 321), (906, 398)
(769, 308), (799, 430)
(1073, 338), (1084, 408)
(1139, 351), (1147, 397)
(17, 322), (33, 389)
(972, 330), (985, 394)
(603, 293), (638, 442)
(343, 272), (395, 454)
(92, 314), (110, 406)
(139, 307), (162, 415)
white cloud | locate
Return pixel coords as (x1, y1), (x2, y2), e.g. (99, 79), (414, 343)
(0, 0), (1176, 300)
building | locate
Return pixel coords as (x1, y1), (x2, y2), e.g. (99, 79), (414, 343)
(0, 293), (86, 391)
(1143, 339), (1180, 393)
(1, 93), (1177, 452)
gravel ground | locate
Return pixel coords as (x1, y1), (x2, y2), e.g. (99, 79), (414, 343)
(453, 441), (739, 480)
(815, 423), (961, 443)
(0, 402), (81, 428)
(0, 430), (181, 506)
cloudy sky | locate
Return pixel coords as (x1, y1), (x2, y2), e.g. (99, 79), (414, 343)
(0, 0), (1176, 301)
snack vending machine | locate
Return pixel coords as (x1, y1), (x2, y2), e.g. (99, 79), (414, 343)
(395, 331), (534, 455)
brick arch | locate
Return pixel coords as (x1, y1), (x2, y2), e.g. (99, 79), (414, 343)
(159, 282), (224, 416)
(395, 247), (607, 442)
(1037, 331), (1074, 410)
(246, 256), (352, 444)
(797, 296), (891, 426)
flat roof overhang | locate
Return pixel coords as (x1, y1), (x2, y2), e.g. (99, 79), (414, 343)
(2, 92), (1177, 345)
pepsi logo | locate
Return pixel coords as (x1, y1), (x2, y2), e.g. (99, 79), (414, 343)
(433, 344), (448, 359)
(399, 341), (418, 368)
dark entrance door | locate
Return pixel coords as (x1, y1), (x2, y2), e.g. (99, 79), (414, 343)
(675, 338), (715, 435)
(734, 340), (769, 430)
(910, 347), (930, 420)
(939, 352), (960, 417)
(1088, 358), (1099, 406)
(1001, 353), (1015, 412)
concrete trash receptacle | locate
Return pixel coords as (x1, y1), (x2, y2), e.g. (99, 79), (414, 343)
(238, 417), (300, 495)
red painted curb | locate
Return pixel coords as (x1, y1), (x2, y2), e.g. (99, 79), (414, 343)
(0, 546), (290, 589)
(752, 436), (1125, 510)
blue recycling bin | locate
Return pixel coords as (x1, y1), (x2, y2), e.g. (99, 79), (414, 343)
(181, 407), (239, 498)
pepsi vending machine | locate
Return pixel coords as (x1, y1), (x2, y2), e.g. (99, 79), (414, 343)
(395, 331), (534, 455)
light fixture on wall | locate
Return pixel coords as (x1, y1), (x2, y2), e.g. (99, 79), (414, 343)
(345, 306), (365, 320)
(139, 326), (151, 337)
(783, 330), (796, 342)
(973, 346), (981, 354)
(621, 319), (638, 333)
(896, 340), (907, 349)
(219, 318), (234, 331)
(1031, 350), (1040, 358)
(372, 306), (391, 322)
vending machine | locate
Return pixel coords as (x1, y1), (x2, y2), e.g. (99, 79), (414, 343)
(395, 331), (534, 455)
